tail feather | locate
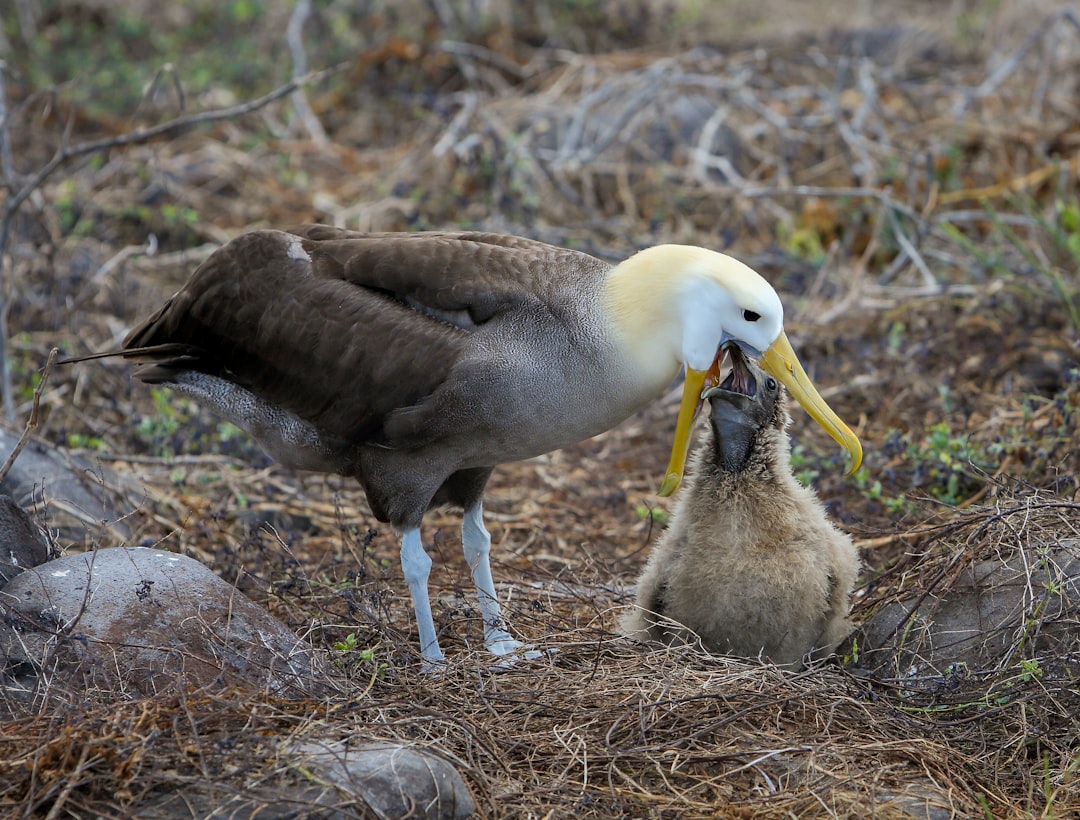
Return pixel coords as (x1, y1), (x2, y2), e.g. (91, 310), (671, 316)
(131, 356), (205, 384)
(57, 343), (206, 375)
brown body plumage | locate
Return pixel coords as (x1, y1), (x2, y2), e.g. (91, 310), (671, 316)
(623, 350), (861, 669)
(124, 225), (638, 524)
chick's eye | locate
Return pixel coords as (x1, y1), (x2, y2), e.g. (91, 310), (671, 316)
(765, 377), (778, 391)
(743, 310), (760, 322)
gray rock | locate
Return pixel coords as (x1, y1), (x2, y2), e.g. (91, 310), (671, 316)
(871, 781), (958, 820)
(0, 546), (332, 700)
(849, 539), (1080, 680)
(132, 740), (476, 819)
(0, 427), (133, 543)
(294, 739), (476, 820)
(0, 494), (50, 585)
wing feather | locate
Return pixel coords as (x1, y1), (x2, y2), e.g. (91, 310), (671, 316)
(287, 224), (600, 325)
(123, 227), (608, 447)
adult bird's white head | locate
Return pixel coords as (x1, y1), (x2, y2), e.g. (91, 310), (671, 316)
(604, 245), (862, 496)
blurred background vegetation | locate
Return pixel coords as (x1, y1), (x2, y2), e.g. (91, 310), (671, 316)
(1, 0), (1078, 522)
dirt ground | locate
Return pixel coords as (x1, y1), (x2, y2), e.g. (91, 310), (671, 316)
(2, 1), (1080, 816)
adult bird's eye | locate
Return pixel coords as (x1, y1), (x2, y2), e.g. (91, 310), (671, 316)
(743, 310), (760, 322)
(765, 376), (778, 391)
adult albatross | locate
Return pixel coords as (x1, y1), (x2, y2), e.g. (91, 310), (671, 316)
(100, 224), (862, 664)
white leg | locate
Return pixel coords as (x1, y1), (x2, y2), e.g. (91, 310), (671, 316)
(400, 528), (445, 665)
(462, 502), (526, 656)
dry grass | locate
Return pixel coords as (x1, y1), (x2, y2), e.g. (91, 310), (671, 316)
(3, 489), (1077, 817)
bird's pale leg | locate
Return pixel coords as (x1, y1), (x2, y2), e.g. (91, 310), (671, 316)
(400, 528), (446, 665)
(462, 502), (526, 656)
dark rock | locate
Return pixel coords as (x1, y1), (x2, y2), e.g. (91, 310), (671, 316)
(0, 546), (334, 700)
(0, 494), (50, 585)
(849, 539), (1080, 680)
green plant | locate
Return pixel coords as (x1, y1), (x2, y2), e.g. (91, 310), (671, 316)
(850, 466), (912, 513)
(777, 220), (827, 266)
(841, 636), (859, 665)
(939, 192), (1080, 333)
(54, 180), (80, 234)
(217, 422), (245, 443)
(131, 387), (269, 462)
(334, 633), (359, 653)
(1058, 199), (1080, 257)
(336, 635), (393, 687)
(1027, 197), (1080, 332)
(7, 1), (293, 117)
(160, 203), (199, 227)
(789, 443), (821, 488)
(635, 504), (668, 526)
(66, 433), (106, 451)
(985, 197), (1080, 334)
(135, 387), (181, 455)
(899, 421), (995, 506)
(1019, 658), (1043, 682)
(953, 0), (1002, 53)
(932, 144), (965, 190)
(885, 321), (905, 356)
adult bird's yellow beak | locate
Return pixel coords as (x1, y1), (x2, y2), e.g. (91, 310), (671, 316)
(658, 357), (723, 497)
(759, 330), (863, 475)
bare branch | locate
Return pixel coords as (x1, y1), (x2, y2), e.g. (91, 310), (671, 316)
(74, 234), (160, 309)
(952, 7), (1080, 116)
(286, 0), (328, 145)
(433, 92), (480, 157)
(739, 184), (922, 222)
(0, 61), (14, 422)
(0, 347), (57, 486)
(884, 207), (937, 289)
(0, 62), (14, 183)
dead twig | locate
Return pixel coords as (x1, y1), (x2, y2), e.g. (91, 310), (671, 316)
(77, 235), (160, 307)
(952, 6), (1080, 116)
(0, 59), (16, 422)
(0, 346), (56, 485)
(285, 0), (328, 146)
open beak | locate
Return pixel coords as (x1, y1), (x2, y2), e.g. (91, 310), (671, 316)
(658, 355), (724, 496)
(759, 330), (863, 474)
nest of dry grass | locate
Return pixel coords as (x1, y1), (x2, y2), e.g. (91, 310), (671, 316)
(2, 484), (1077, 817)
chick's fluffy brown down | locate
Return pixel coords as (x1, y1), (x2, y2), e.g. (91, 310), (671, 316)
(623, 363), (861, 670)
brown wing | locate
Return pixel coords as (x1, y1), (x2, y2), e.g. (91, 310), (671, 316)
(123, 226), (606, 446)
(286, 224), (596, 324)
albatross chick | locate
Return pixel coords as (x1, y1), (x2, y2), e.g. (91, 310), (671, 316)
(623, 347), (861, 669)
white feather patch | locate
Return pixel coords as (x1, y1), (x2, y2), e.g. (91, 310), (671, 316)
(283, 234), (311, 263)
